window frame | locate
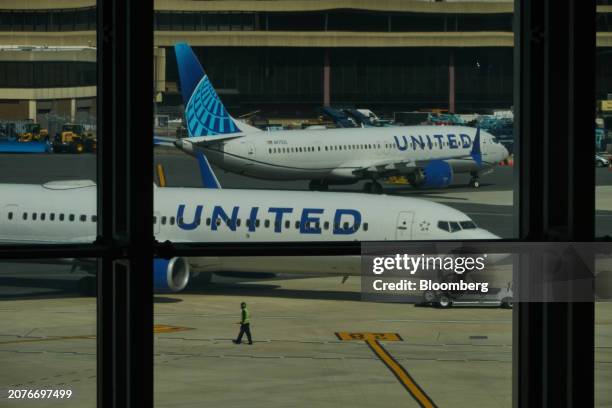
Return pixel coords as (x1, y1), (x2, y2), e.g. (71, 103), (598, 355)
(0, 1), (598, 407)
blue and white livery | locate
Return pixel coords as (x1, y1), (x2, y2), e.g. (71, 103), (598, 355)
(172, 43), (509, 192)
(0, 156), (497, 294)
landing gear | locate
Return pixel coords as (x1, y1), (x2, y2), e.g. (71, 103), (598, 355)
(363, 181), (383, 194)
(468, 172), (480, 188)
(77, 276), (96, 297)
(309, 180), (329, 191)
(436, 295), (453, 308)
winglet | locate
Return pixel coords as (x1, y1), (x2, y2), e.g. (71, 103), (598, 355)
(195, 151), (221, 189)
(470, 127), (482, 166)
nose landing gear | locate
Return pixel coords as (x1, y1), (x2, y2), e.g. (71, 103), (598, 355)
(468, 172), (480, 188)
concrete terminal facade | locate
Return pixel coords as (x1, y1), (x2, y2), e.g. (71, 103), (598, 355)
(0, 0), (612, 120)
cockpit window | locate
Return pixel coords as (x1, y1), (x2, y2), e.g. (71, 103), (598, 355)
(439, 220), (476, 232)
(437, 221), (450, 232)
(449, 222), (461, 232)
(460, 221), (477, 229)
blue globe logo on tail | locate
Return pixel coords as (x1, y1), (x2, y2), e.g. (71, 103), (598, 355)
(175, 42), (241, 137)
(186, 76), (240, 136)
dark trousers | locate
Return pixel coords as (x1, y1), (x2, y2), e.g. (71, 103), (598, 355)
(236, 323), (252, 343)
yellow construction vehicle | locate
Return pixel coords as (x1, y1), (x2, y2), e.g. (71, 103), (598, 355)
(52, 123), (96, 154)
(17, 123), (48, 142)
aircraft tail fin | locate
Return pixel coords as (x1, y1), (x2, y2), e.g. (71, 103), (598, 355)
(175, 42), (251, 140)
(470, 127), (482, 166)
(195, 150), (222, 189)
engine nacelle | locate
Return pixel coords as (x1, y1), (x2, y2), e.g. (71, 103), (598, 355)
(408, 160), (453, 188)
(153, 257), (190, 293)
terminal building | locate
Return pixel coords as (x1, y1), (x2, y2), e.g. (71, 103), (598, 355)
(1, 0), (612, 122)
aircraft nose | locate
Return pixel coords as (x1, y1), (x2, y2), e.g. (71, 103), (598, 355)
(501, 145), (510, 159)
(460, 228), (501, 240)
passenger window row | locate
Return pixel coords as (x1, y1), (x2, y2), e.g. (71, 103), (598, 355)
(154, 215), (369, 231)
(7, 212), (97, 223)
(268, 143), (397, 154)
(265, 140), (471, 154)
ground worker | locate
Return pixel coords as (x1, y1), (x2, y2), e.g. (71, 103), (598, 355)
(233, 302), (253, 345)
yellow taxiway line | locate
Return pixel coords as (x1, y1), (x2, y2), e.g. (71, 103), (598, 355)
(336, 332), (437, 408)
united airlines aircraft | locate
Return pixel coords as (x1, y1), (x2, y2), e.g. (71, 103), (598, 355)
(170, 43), (510, 193)
(0, 153), (497, 294)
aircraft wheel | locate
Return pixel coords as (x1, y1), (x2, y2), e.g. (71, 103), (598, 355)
(77, 276), (96, 297)
(363, 182), (373, 193)
(436, 295), (453, 308)
(372, 182), (384, 194)
(469, 179), (480, 188)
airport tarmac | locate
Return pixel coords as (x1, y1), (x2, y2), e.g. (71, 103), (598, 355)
(2, 151), (612, 236)
(1, 153), (612, 407)
(0, 266), (611, 407)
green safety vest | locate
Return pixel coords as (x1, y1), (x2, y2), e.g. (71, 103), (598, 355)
(241, 308), (250, 324)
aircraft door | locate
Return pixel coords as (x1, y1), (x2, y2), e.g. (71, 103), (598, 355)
(246, 142), (255, 156)
(395, 211), (414, 240)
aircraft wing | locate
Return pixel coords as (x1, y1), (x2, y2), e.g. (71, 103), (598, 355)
(4, 258), (97, 271)
(349, 158), (418, 178)
(154, 136), (177, 147)
(184, 133), (247, 145)
(0, 237), (96, 245)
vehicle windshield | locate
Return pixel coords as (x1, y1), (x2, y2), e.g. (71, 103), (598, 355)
(63, 125), (82, 133)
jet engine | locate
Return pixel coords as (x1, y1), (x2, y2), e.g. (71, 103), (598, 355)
(153, 257), (190, 292)
(408, 160), (453, 188)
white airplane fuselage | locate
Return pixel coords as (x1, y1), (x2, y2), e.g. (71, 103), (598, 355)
(0, 181), (497, 277)
(180, 126), (509, 182)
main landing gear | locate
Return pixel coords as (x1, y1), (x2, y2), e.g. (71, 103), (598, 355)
(468, 172), (480, 188)
(363, 181), (383, 194)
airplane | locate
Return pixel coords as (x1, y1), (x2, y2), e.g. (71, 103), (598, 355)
(170, 42), (510, 193)
(0, 151), (498, 295)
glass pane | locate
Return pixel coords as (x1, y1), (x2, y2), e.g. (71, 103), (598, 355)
(596, 251), (612, 407)
(154, 17), (514, 244)
(154, 2), (515, 407)
(0, 259), (96, 406)
(0, 5), (97, 246)
(0, 4), (98, 404)
(596, 3), (612, 403)
(597, 47), (612, 237)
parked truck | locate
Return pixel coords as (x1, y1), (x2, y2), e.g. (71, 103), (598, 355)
(52, 123), (96, 153)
